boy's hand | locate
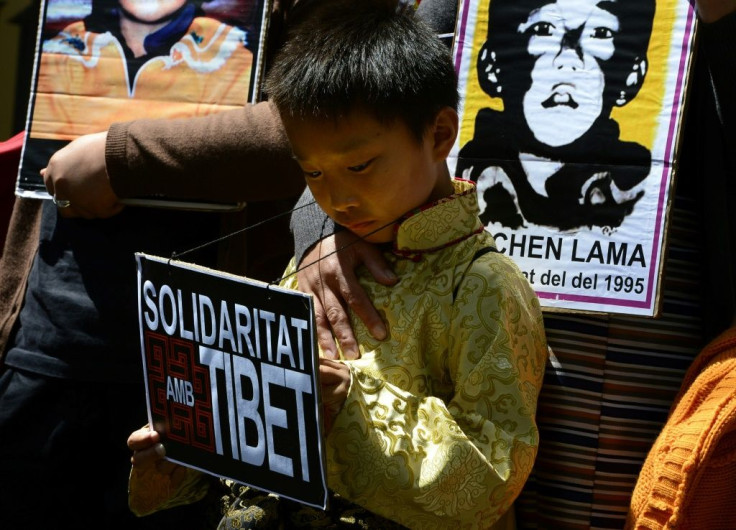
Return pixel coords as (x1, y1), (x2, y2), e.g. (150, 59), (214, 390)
(40, 131), (124, 219)
(127, 426), (188, 516)
(319, 358), (351, 432)
(298, 232), (397, 360)
(128, 426), (171, 471)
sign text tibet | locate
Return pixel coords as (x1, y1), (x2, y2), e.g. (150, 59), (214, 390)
(135, 254), (327, 510)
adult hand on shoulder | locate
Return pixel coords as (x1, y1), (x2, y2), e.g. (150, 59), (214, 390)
(298, 231), (397, 360)
(41, 131), (124, 219)
(696, 0), (736, 22)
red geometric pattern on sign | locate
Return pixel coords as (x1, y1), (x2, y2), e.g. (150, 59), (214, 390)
(144, 331), (215, 453)
(145, 331), (169, 418)
(171, 337), (215, 452)
(167, 338), (195, 444)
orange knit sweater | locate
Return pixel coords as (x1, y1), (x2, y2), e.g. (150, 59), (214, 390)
(626, 326), (736, 529)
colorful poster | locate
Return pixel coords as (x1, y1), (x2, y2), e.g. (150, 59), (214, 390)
(136, 254), (328, 510)
(450, 0), (697, 316)
(17, 0), (269, 199)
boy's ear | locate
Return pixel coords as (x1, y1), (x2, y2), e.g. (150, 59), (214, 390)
(431, 107), (459, 160)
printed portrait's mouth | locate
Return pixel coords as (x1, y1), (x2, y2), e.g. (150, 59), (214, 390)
(541, 92), (579, 109)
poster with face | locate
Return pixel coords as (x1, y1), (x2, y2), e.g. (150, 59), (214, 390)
(17, 0), (269, 199)
(450, 0), (697, 316)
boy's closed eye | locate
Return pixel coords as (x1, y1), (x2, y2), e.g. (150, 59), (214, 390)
(347, 158), (375, 173)
(301, 158), (375, 179)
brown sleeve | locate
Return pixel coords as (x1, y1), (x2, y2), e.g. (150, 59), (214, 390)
(0, 198), (42, 358)
(105, 101), (304, 202)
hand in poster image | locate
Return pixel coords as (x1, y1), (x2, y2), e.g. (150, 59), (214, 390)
(457, 0), (656, 231)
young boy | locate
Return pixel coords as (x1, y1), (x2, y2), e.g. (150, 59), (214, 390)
(127, 1), (548, 527)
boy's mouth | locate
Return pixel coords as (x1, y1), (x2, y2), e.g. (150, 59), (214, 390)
(344, 220), (375, 233)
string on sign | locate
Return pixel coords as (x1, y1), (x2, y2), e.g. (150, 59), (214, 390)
(167, 199), (398, 286)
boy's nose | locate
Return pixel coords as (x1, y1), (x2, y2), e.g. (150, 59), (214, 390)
(330, 190), (359, 212)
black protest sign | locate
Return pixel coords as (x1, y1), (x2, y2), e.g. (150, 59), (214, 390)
(135, 254), (327, 510)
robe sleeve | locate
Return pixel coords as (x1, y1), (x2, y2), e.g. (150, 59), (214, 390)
(325, 254), (548, 529)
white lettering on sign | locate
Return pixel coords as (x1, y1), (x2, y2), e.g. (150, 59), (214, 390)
(198, 345), (313, 481)
(142, 281), (309, 370)
(166, 376), (195, 406)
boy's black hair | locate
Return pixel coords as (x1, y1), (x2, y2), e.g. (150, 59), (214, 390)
(265, 0), (459, 142)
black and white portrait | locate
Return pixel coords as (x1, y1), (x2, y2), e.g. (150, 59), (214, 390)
(456, 0), (657, 231)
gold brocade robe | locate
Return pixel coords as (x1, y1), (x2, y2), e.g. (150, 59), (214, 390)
(281, 179), (548, 529)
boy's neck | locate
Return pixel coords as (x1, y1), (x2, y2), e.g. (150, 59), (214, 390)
(427, 166), (454, 203)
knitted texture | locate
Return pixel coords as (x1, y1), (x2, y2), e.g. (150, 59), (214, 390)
(626, 326), (736, 529)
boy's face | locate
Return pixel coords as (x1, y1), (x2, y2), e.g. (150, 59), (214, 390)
(118, 0), (188, 23)
(516, 0), (620, 147)
(282, 109), (454, 244)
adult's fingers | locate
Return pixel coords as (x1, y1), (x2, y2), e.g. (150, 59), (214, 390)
(298, 240), (359, 359)
(41, 166), (120, 219)
(40, 132), (124, 218)
(311, 262), (360, 359)
(333, 260), (387, 345)
(311, 288), (340, 359)
(319, 267), (362, 359)
(353, 238), (397, 287)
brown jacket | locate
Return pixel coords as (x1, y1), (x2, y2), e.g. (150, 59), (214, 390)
(0, 198), (43, 358)
(0, 100), (303, 361)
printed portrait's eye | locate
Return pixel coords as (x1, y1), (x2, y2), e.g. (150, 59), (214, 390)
(303, 169), (322, 178)
(528, 22), (554, 37)
(348, 159), (373, 172)
(591, 27), (614, 39)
